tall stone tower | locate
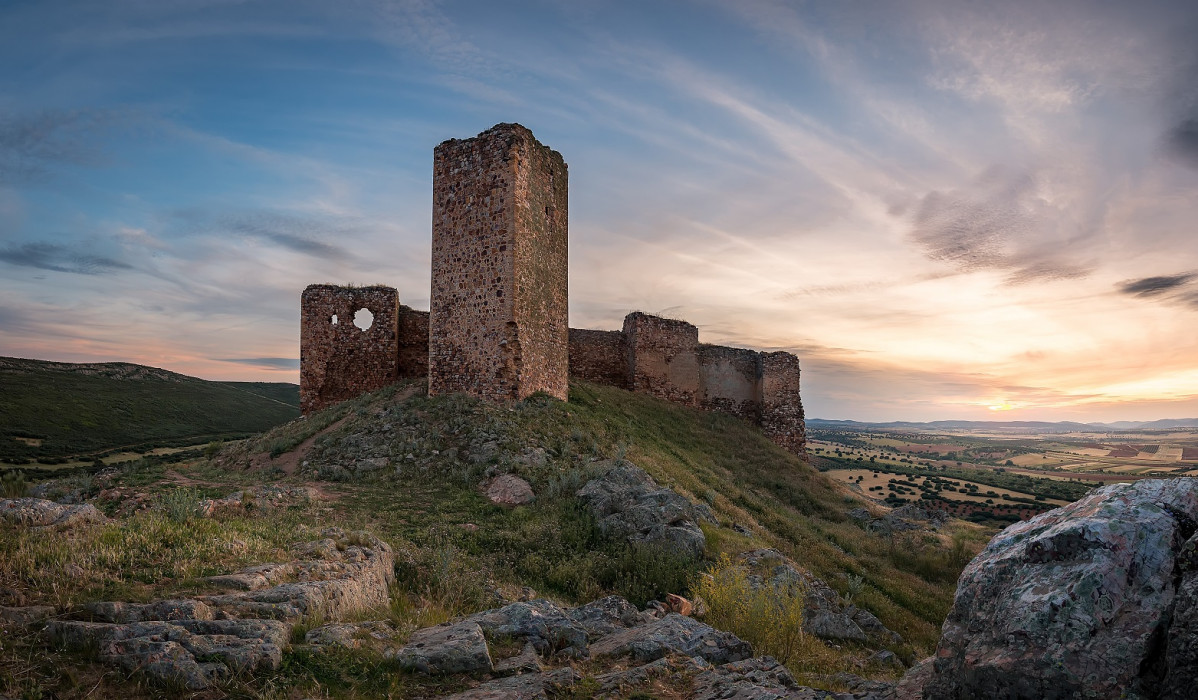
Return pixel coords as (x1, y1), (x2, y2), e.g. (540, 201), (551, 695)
(429, 123), (569, 401)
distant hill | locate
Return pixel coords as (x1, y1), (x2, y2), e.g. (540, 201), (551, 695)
(0, 356), (299, 462)
(809, 417), (1198, 432)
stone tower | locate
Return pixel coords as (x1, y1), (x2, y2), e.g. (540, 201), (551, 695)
(428, 123), (569, 401)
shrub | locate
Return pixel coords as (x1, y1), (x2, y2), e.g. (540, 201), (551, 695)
(156, 486), (201, 523)
(1, 469), (28, 498)
(692, 554), (806, 664)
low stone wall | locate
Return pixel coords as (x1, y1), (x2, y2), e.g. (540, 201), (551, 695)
(568, 329), (629, 389)
(300, 285), (399, 415)
(698, 344), (761, 422)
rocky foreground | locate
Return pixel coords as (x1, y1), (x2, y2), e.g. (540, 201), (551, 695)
(4, 469), (1197, 698)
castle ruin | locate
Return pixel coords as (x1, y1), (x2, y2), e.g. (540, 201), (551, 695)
(300, 123), (806, 455)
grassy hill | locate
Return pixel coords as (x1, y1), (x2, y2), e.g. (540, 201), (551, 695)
(0, 378), (991, 697)
(0, 356), (299, 464)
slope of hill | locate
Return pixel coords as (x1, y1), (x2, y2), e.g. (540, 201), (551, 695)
(0, 356), (299, 463)
(0, 379), (991, 698)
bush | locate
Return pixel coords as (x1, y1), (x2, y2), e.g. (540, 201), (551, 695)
(692, 554), (806, 664)
(156, 486), (201, 523)
(1, 469), (28, 498)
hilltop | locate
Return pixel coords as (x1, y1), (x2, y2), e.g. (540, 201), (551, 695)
(0, 356), (299, 465)
(0, 379), (988, 698)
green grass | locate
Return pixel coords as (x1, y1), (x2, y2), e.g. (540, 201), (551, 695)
(0, 356), (299, 462)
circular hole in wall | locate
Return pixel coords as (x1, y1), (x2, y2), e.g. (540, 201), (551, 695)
(353, 308), (374, 331)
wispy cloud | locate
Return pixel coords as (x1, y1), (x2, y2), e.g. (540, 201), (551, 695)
(217, 357), (298, 369)
(0, 242), (133, 275)
(0, 109), (118, 185)
(1118, 272), (1195, 297)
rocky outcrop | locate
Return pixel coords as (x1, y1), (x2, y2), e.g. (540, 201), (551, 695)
(924, 477), (1198, 700)
(0, 497), (107, 529)
(0, 605), (55, 627)
(691, 656), (865, 700)
(200, 528), (395, 621)
(389, 621), (494, 674)
(589, 612), (753, 665)
(49, 618), (290, 690)
(305, 620), (404, 650)
(197, 485), (317, 517)
(567, 595), (651, 639)
(461, 599), (590, 658)
(576, 461), (707, 558)
(48, 528), (393, 690)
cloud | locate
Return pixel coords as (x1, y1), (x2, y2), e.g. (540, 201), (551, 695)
(908, 165), (1093, 284)
(171, 209), (359, 262)
(0, 242), (133, 275)
(0, 109), (116, 185)
(1118, 272), (1195, 297)
(1167, 118), (1198, 168)
(217, 357), (299, 369)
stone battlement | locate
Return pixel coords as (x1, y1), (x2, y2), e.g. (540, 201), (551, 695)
(300, 123), (805, 456)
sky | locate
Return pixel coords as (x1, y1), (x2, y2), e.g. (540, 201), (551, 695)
(1, 0), (1196, 422)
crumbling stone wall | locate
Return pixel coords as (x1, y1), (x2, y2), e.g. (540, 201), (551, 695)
(568, 329), (629, 389)
(698, 344), (761, 422)
(429, 123), (569, 402)
(760, 351), (807, 456)
(623, 312), (701, 406)
(397, 306), (429, 380)
(300, 285), (399, 414)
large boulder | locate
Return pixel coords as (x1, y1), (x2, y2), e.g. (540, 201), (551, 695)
(388, 621), (493, 675)
(461, 599), (590, 658)
(589, 613), (753, 665)
(925, 477), (1198, 699)
(567, 595), (651, 639)
(576, 461), (707, 558)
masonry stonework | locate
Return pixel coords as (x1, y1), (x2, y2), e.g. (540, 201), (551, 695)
(698, 344), (762, 422)
(760, 351), (807, 456)
(428, 123), (569, 402)
(300, 285), (399, 415)
(397, 306), (430, 380)
(298, 123), (806, 457)
(623, 312), (701, 407)
(568, 329), (629, 389)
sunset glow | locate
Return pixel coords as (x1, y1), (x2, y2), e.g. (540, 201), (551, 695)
(1, 0), (1196, 422)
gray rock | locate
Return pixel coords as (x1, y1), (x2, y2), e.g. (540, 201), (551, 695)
(595, 654), (711, 693)
(925, 477), (1198, 700)
(47, 618), (289, 690)
(567, 595), (650, 639)
(890, 657), (934, 700)
(0, 498), (107, 529)
(0, 605), (55, 627)
(305, 620), (403, 651)
(691, 656), (858, 700)
(85, 599), (213, 623)
(483, 473), (535, 506)
(590, 613), (753, 665)
(201, 528), (394, 622)
(388, 622), (493, 675)
(1161, 531), (1198, 699)
(443, 667), (580, 699)
(492, 642), (542, 674)
(576, 461), (706, 558)
(462, 599), (589, 658)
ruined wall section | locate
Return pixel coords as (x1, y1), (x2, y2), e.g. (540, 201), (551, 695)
(697, 344), (761, 422)
(623, 312), (700, 406)
(397, 306), (429, 380)
(568, 329), (628, 389)
(760, 351), (807, 456)
(300, 285), (399, 415)
(429, 123), (568, 402)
